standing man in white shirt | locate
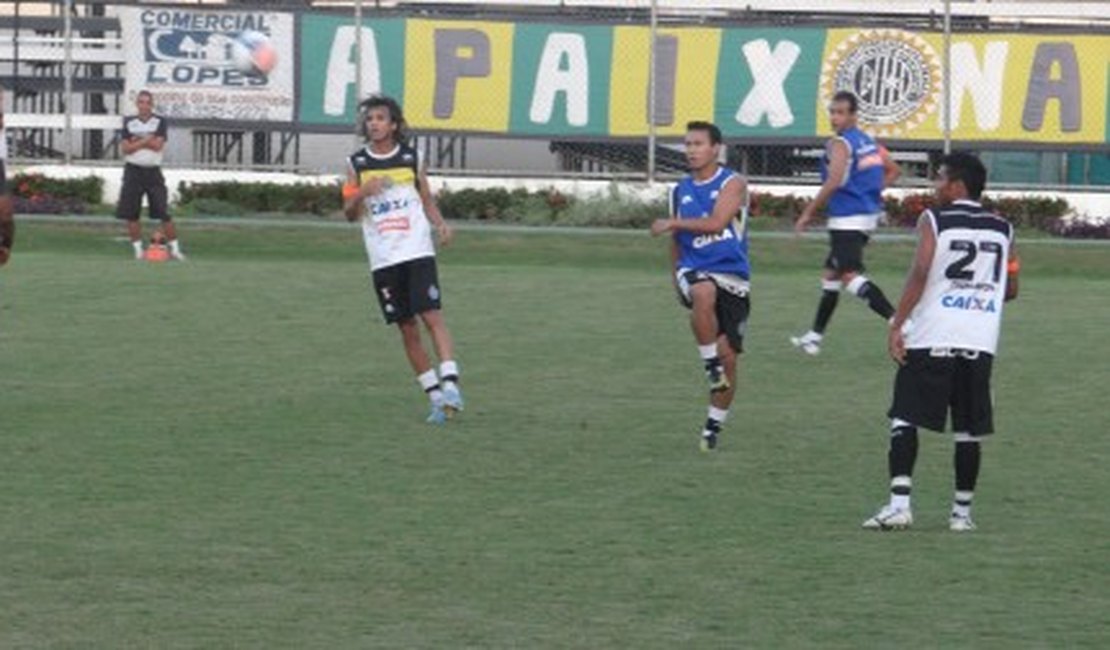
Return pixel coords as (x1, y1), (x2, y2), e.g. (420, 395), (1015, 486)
(118, 90), (184, 261)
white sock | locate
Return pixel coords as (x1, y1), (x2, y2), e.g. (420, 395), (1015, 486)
(846, 275), (869, 296)
(169, 239), (181, 254)
(953, 491), (974, 518)
(439, 360), (459, 384)
(707, 406), (729, 425)
(132, 240), (144, 254)
(417, 369), (442, 403)
(697, 344), (718, 361)
(890, 476), (912, 511)
(805, 330), (823, 342)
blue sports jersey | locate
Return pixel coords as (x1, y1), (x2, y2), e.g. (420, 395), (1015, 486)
(821, 126), (885, 217)
(671, 166), (750, 279)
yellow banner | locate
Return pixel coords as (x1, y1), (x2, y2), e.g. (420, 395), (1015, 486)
(404, 19), (515, 132)
(817, 29), (1109, 144)
(608, 26), (721, 137)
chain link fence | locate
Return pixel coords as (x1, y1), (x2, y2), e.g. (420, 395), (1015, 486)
(1, 0), (1107, 188)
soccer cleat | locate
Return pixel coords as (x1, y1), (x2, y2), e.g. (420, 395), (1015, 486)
(705, 363), (730, 393)
(425, 402), (447, 425)
(442, 383), (464, 418)
(171, 250), (188, 262)
(790, 332), (822, 356)
(861, 505), (914, 530)
(700, 431), (718, 452)
(949, 513), (977, 532)
(134, 248), (145, 261)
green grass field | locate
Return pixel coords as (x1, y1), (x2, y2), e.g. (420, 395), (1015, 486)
(2, 221), (1108, 648)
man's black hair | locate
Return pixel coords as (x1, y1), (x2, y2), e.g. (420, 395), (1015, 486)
(686, 120), (722, 145)
(359, 94), (407, 143)
(940, 151), (988, 200)
(832, 90), (858, 113)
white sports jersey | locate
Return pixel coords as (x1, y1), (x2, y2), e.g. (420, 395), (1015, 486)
(348, 144), (434, 271)
(906, 200), (1013, 354)
(121, 114), (167, 167)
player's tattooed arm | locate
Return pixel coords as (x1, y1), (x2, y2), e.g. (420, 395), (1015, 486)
(889, 212), (936, 364)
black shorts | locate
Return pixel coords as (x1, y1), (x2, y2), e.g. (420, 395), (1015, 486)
(0, 159), (8, 195)
(679, 271), (751, 353)
(372, 256), (442, 324)
(824, 230), (870, 273)
(888, 349), (995, 436)
(116, 164), (170, 221)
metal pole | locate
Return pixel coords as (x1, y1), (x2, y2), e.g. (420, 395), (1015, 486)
(942, 0), (951, 155)
(354, 0), (364, 145)
(63, 0), (74, 164)
(647, 0), (657, 185)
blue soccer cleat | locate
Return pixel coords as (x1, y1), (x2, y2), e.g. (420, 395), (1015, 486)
(426, 402), (447, 424)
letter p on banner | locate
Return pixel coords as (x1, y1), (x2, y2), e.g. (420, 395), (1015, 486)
(404, 19), (513, 133)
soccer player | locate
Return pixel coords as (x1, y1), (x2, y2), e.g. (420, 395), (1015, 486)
(0, 86), (13, 267)
(342, 95), (463, 424)
(118, 90), (185, 261)
(790, 91), (896, 355)
(863, 152), (1018, 532)
(650, 121), (750, 452)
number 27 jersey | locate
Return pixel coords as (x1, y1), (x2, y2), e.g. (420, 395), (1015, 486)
(906, 200), (1013, 354)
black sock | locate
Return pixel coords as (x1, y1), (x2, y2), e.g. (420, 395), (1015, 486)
(954, 441), (981, 493)
(889, 425), (919, 479)
(813, 290), (839, 334)
(857, 281), (895, 320)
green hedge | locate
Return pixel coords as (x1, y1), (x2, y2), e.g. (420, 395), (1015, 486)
(435, 186), (1087, 235)
(177, 181), (342, 215)
(171, 179), (1093, 238)
(11, 172), (103, 204)
(885, 193), (1070, 230)
(8, 172), (103, 214)
(435, 186), (666, 228)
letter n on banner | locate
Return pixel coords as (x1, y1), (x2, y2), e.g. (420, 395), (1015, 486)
(404, 19), (513, 133)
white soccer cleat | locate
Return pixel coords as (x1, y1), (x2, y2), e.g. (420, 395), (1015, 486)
(949, 514), (977, 532)
(790, 332), (822, 356)
(862, 505), (913, 530)
(441, 383), (464, 418)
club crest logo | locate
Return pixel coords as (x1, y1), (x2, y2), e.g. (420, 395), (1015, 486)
(428, 284), (440, 301)
(820, 29), (942, 137)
